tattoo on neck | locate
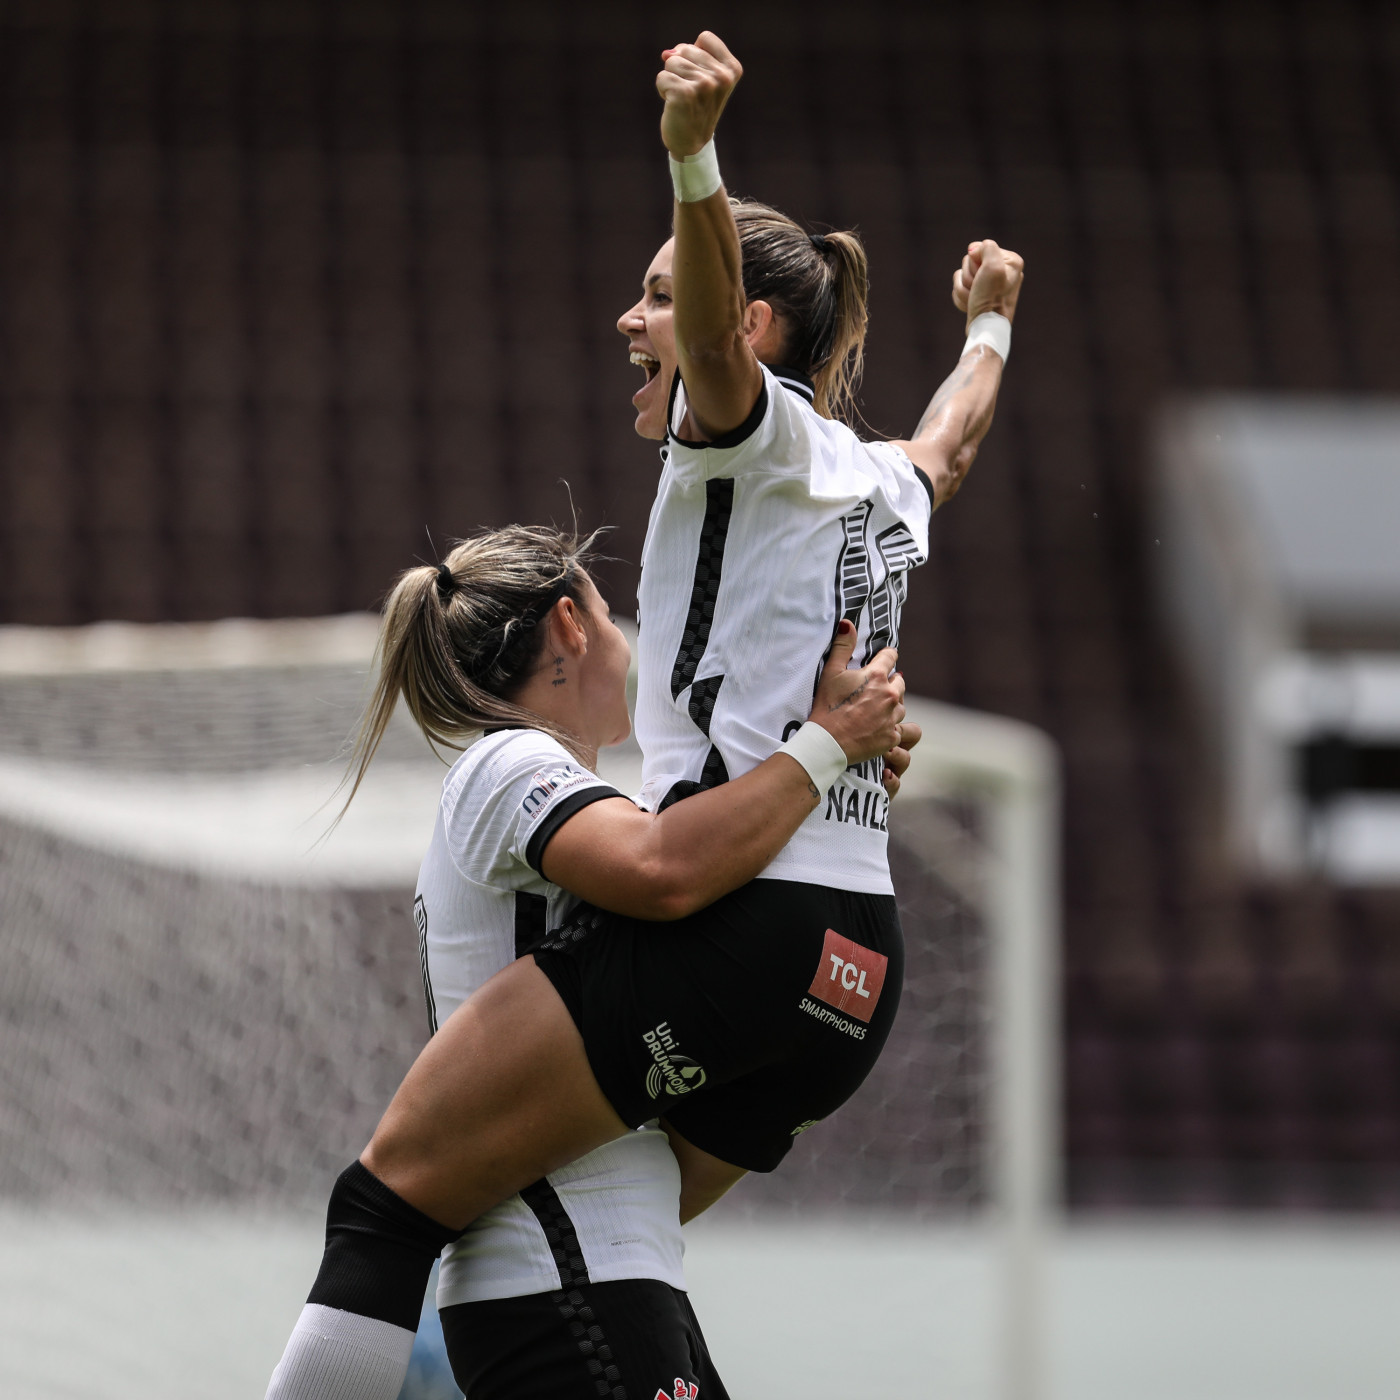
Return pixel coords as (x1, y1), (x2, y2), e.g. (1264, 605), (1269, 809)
(551, 654), (566, 688)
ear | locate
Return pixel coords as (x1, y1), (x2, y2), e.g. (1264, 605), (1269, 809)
(743, 299), (784, 360)
(547, 596), (589, 658)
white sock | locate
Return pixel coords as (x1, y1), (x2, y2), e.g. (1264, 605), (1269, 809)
(264, 1303), (417, 1400)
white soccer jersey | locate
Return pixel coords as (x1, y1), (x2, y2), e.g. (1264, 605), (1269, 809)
(634, 364), (933, 896)
(414, 728), (688, 1307)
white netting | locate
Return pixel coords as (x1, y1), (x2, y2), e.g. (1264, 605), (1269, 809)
(0, 643), (991, 1216)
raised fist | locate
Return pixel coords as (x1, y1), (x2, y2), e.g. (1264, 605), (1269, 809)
(656, 31), (743, 158)
(951, 240), (1025, 329)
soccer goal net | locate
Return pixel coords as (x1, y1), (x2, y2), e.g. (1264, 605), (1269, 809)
(0, 616), (1058, 1400)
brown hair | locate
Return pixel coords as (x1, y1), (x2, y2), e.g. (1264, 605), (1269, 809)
(732, 199), (870, 423)
(340, 524), (598, 817)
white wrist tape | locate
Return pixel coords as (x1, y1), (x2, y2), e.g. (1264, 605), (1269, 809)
(777, 721), (850, 793)
(669, 139), (722, 203)
(962, 311), (1012, 365)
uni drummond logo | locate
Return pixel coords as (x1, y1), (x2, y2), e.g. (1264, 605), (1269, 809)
(642, 1021), (707, 1099)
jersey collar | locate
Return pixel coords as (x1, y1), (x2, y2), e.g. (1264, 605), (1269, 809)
(768, 365), (816, 404)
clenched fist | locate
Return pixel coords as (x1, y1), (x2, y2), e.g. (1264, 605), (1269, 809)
(952, 240), (1025, 330)
(656, 31), (743, 158)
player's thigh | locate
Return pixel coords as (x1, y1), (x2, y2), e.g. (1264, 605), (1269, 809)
(441, 1279), (729, 1400)
(363, 957), (630, 1229)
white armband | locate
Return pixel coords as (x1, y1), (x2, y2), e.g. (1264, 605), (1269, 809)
(962, 311), (1011, 366)
(669, 139), (723, 203)
(777, 721), (849, 793)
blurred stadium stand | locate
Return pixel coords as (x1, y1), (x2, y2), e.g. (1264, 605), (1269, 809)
(1, 0), (1398, 1209)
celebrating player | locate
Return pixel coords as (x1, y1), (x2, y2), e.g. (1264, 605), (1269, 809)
(266, 529), (908, 1399)
(266, 30), (1022, 1400)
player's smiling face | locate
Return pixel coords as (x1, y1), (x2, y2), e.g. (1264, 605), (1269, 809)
(616, 238), (677, 442)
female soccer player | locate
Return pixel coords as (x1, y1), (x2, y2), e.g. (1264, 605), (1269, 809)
(267, 29), (1022, 1400)
(267, 528), (909, 1400)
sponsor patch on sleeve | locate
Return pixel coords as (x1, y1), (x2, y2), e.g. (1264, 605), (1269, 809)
(807, 927), (888, 1024)
(520, 764), (593, 822)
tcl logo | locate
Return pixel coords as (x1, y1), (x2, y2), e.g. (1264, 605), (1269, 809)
(807, 928), (888, 1024)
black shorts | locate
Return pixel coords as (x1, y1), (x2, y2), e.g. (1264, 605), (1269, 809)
(440, 1278), (728, 1400)
(533, 878), (903, 1172)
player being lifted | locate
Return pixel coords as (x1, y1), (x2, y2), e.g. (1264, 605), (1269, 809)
(265, 30), (1022, 1400)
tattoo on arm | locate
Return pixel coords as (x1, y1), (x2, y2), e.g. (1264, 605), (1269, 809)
(807, 779), (821, 803)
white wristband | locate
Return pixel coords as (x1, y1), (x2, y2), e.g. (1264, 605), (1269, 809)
(777, 721), (849, 794)
(962, 311), (1011, 366)
(669, 139), (723, 203)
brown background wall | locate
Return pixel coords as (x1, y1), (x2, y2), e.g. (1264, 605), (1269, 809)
(3, 0), (1399, 1207)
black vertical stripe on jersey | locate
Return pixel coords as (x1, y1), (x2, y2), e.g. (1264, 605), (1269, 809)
(519, 1177), (592, 1288)
(687, 674), (724, 738)
(413, 894), (438, 1035)
(670, 477), (734, 700)
(514, 891), (548, 958)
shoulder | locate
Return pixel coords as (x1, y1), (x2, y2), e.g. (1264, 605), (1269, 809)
(442, 728), (624, 882)
(442, 729), (583, 818)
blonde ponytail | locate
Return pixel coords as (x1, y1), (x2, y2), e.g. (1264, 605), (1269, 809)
(338, 525), (597, 821)
(811, 229), (868, 424)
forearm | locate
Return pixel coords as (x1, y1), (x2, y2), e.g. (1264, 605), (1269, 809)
(896, 344), (1004, 508)
(542, 753), (818, 922)
(641, 753), (820, 915)
(671, 188), (761, 437)
(673, 190), (746, 360)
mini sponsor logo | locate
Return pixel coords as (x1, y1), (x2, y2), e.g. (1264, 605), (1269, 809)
(521, 765), (591, 817)
(791, 1118), (820, 1137)
(642, 1021), (708, 1099)
(655, 1381), (699, 1400)
(807, 928), (887, 1024)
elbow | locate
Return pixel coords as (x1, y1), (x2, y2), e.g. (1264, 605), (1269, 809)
(625, 857), (699, 922)
(647, 890), (698, 922)
(642, 876), (700, 922)
(930, 443), (978, 509)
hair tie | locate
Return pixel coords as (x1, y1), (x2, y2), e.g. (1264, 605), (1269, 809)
(435, 563), (456, 601)
(810, 232), (831, 255)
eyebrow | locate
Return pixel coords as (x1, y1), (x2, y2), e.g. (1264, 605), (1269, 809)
(644, 272), (672, 290)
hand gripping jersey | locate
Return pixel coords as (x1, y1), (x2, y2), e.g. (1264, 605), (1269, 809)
(635, 365), (933, 895)
(414, 729), (688, 1307)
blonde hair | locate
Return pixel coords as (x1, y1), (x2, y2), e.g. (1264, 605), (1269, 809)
(731, 199), (870, 424)
(341, 525), (598, 817)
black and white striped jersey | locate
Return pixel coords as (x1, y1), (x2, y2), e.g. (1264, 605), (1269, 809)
(414, 729), (688, 1307)
(635, 364), (932, 896)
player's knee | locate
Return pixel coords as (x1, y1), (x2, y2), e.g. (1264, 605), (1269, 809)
(305, 1160), (462, 1330)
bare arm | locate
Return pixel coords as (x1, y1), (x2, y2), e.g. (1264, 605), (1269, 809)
(656, 33), (765, 440)
(891, 239), (1025, 510)
(541, 624), (905, 920)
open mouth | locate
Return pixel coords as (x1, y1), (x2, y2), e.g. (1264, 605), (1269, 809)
(630, 349), (661, 385)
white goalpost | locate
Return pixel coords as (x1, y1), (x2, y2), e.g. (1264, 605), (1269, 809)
(897, 696), (1061, 1400)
